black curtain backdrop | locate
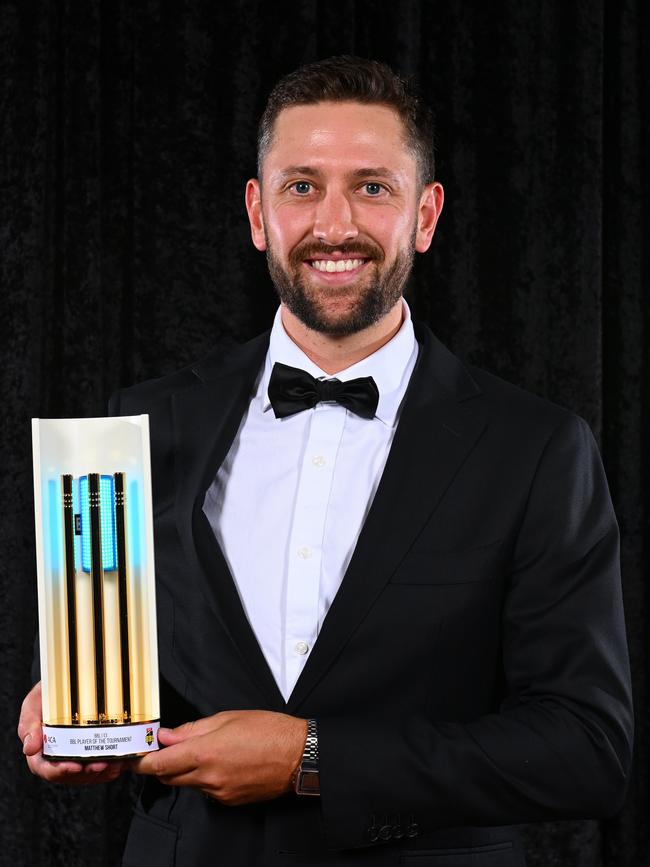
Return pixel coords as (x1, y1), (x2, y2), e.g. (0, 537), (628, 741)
(1, 1), (648, 865)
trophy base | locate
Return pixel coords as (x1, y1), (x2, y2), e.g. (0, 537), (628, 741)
(42, 720), (160, 760)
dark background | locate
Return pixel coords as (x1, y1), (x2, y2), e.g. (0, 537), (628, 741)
(1, 1), (648, 864)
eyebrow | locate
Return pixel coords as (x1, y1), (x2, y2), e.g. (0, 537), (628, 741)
(349, 167), (402, 185)
(276, 166), (322, 180)
(274, 166), (403, 186)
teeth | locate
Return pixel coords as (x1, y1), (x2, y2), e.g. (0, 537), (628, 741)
(311, 259), (365, 273)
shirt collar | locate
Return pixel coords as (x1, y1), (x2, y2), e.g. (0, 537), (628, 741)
(261, 300), (418, 426)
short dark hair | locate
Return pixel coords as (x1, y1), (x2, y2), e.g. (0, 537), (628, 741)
(257, 55), (435, 186)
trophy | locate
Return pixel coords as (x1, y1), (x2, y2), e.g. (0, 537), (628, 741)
(32, 416), (160, 760)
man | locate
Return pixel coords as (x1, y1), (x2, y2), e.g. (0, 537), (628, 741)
(19, 56), (633, 866)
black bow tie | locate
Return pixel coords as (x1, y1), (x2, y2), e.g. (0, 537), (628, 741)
(268, 362), (379, 420)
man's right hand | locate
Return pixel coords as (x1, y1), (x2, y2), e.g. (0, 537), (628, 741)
(18, 682), (128, 785)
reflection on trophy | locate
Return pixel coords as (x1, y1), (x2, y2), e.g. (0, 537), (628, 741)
(61, 472), (131, 726)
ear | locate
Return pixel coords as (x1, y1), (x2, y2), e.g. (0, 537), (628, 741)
(415, 181), (444, 253)
(245, 179), (267, 251)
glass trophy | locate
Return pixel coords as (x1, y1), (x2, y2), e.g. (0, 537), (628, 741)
(32, 416), (160, 760)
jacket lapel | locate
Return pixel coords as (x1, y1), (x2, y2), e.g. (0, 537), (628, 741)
(169, 323), (488, 714)
(287, 323), (488, 712)
(171, 332), (287, 710)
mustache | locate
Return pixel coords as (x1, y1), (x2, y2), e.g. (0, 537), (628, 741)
(289, 240), (384, 266)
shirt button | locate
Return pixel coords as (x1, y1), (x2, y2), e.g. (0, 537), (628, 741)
(297, 546), (312, 559)
(294, 641), (309, 655)
(312, 455), (326, 467)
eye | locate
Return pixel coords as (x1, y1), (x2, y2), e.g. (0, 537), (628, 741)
(363, 182), (384, 196)
(291, 181), (313, 195)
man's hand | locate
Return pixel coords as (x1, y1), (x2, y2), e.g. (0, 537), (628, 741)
(131, 710), (308, 806)
(17, 682), (128, 785)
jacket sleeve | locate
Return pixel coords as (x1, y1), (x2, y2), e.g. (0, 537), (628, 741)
(317, 414), (633, 850)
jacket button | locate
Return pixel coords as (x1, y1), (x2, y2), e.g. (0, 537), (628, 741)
(379, 825), (393, 841)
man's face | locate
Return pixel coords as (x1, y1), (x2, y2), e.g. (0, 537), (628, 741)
(246, 101), (443, 337)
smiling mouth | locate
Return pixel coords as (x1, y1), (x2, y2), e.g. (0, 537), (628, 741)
(307, 258), (369, 273)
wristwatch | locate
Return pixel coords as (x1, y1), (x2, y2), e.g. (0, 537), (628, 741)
(293, 718), (320, 796)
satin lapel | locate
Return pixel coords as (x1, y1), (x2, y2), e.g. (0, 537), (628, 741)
(287, 325), (488, 712)
(171, 333), (286, 710)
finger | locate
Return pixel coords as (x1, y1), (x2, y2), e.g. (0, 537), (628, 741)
(158, 727), (210, 747)
(27, 754), (125, 785)
(42, 766), (122, 786)
(157, 769), (206, 788)
(27, 752), (112, 778)
(75, 761), (125, 781)
(132, 742), (199, 778)
(22, 728), (43, 756)
(84, 762), (111, 773)
(27, 753), (84, 780)
(17, 682), (43, 743)
(157, 727), (184, 744)
(85, 762), (125, 782)
(132, 750), (198, 778)
(159, 716), (220, 743)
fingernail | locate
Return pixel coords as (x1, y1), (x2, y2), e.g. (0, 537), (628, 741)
(22, 733), (32, 754)
(158, 727), (172, 736)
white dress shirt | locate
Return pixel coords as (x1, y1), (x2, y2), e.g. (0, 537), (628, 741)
(203, 302), (418, 700)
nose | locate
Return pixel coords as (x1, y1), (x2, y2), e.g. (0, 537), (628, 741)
(312, 190), (358, 245)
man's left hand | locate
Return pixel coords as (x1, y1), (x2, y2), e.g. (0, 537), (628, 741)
(131, 711), (307, 806)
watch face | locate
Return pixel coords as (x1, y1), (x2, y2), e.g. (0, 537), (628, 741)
(296, 770), (320, 796)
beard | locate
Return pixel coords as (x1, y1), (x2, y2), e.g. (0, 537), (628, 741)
(265, 231), (416, 338)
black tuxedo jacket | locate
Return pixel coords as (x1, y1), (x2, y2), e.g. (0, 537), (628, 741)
(110, 322), (633, 867)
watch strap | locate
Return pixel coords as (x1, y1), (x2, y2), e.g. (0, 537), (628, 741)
(293, 718), (320, 796)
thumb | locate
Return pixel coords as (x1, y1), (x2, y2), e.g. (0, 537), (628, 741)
(22, 728), (43, 756)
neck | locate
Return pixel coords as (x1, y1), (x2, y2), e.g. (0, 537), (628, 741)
(280, 301), (404, 375)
